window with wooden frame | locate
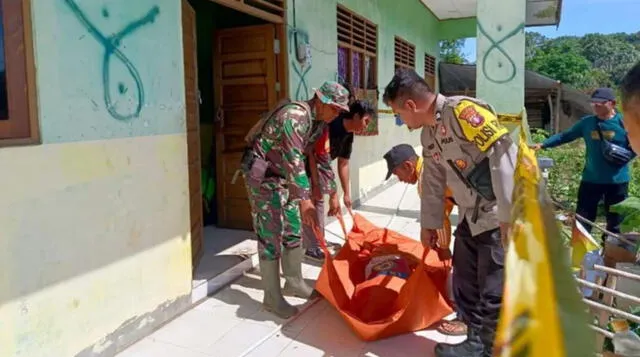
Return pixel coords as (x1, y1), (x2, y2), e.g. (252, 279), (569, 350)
(424, 53), (436, 91)
(0, 1), (39, 146)
(336, 5), (379, 135)
(394, 37), (415, 70)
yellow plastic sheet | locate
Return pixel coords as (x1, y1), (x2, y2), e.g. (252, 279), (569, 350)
(493, 126), (594, 356)
(571, 221), (600, 272)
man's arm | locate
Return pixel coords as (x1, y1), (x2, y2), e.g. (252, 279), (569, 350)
(313, 127), (337, 195)
(336, 133), (354, 200)
(281, 109), (311, 200)
(306, 154), (322, 200)
(540, 120), (584, 149)
(421, 156), (447, 229)
(420, 131), (447, 230)
(337, 158), (350, 198)
(487, 136), (517, 223)
(315, 149), (337, 195)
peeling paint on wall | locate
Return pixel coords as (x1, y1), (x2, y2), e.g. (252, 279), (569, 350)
(74, 294), (191, 357)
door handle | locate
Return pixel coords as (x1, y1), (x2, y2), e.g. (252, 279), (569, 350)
(215, 107), (224, 128)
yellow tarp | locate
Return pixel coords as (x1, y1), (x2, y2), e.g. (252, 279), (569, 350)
(493, 125), (594, 356)
(571, 221), (600, 271)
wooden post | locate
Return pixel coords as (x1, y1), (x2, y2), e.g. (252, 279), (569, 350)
(555, 82), (561, 133)
(547, 93), (553, 132)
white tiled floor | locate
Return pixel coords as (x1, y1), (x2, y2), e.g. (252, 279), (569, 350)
(116, 182), (461, 357)
(192, 226), (256, 287)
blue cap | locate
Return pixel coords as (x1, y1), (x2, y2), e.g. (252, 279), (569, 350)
(590, 88), (616, 103)
(383, 144), (418, 180)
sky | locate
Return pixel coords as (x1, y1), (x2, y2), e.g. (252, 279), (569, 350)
(462, 0), (640, 62)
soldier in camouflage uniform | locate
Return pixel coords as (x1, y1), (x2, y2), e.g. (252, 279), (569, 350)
(242, 81), (349, 318)
(383, 69), (516, 357)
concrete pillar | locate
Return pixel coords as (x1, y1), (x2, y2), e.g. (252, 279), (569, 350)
(475, 0), (526, 115)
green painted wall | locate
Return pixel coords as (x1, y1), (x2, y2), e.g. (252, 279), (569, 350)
(286, 0), (441, 104)
(284, 0), (451, 198)
(1, 2), (194, 356)
(33, 0), (186, 144)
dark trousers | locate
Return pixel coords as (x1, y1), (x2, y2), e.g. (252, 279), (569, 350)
(452, 219), (504, 349)
(576, 181), (629, 236)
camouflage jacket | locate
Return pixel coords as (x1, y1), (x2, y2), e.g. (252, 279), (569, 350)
(251, 102), (319, 200)
(306, 122), (337, 195)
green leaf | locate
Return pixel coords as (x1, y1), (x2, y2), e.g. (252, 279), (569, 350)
(611, 197), (640, 232)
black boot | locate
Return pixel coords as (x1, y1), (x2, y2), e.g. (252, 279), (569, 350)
(434, 329), (484, 357)
(479, 325), (497, 357)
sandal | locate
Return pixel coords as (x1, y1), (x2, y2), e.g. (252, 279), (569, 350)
(436, 318), (468, 336)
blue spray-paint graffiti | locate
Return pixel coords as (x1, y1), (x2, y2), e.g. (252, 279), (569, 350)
(292, 62), (311, 100)
(477, 22), (525, 84)
(289, 28), (311, 100)
(64, 0), (160, 121)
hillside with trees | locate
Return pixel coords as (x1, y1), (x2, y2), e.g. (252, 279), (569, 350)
(440, 31), (640, 92)
(440, 32), (640, 219)
(526, 31), (640, 91)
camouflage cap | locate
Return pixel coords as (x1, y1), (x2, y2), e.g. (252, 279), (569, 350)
(314, 81), (350, 111)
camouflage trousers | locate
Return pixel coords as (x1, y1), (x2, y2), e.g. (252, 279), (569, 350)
(245, 177), (303, 261)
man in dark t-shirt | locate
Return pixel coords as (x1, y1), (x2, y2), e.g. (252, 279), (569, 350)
(329, 111), (355, 160)
(303, 100), (377, 260)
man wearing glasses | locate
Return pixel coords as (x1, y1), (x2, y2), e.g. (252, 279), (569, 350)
(532, 88), (635, 238)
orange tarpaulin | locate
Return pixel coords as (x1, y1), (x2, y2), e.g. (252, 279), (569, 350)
(314, 213), (454, 341)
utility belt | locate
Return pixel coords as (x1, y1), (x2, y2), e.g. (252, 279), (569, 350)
(446, 157), (495, 224)
(234, 147), (283, 184)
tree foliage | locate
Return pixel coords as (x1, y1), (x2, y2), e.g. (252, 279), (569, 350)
(439, 39), (467, 65)
(525, 31), (640, 92)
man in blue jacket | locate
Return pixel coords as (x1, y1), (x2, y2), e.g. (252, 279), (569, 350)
(533, 87), (634, 236)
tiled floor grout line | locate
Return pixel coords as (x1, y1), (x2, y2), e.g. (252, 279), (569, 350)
(278, 301), (333, 356)
(237, 297), (324, 356)
(151, 337), (217, 357)
(198, 313), (248, 354)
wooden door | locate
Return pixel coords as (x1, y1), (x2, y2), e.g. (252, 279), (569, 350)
(182, 0), (203, 268)
(215, 24), (278, 230)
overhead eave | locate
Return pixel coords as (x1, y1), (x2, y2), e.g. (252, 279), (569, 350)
(421, 0), (563, 27)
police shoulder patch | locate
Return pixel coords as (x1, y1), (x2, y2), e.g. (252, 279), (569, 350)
(453, 100), (508, 152)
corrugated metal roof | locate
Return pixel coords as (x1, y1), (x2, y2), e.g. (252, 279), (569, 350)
(438, 62), (592, 116)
